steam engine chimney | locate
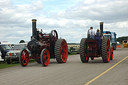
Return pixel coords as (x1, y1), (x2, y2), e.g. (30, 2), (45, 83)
(32, 19), (37, 39)
(100, 22), (104, 37)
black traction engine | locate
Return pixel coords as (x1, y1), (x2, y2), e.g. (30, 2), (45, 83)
(19, 19), (68, 67)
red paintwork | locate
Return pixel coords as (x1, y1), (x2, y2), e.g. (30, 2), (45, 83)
(85, 40), (99, 57)
(43, 49), (50, 66)
(84, 42), (89, 61)
(107, 39), (110, 62)
(60, 40), (68, 63)
(21, 50), (29, 66)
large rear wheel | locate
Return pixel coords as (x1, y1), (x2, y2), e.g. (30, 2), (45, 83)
(80, 38), (89, 63)
(19, 49), (29, 67)
(55, 39), (68, 63)
(101, 38), (110, 63)
(40, 49), (50, 67)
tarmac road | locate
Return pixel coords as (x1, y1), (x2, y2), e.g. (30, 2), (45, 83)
(0, 48), (128, 85)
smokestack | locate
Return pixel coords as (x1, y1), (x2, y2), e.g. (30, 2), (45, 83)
(32, 19), (37, 36)
(32, 19), (37, 37)
(100, 22), (104, 37)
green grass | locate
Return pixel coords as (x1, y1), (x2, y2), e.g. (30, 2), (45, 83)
(0, 59), (35, 69)
(0, 62), (19, 69)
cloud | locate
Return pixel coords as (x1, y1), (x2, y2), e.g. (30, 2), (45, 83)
(0, 0), (128, 44)
(59, 0), (128, 22)
(0, 0), (43, 43)
(0, 0), (12, 8)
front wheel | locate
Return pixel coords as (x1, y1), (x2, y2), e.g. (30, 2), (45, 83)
(40, 49), (50, 67)
(19, 49), (29, 67)
(6, 59), (11, 64)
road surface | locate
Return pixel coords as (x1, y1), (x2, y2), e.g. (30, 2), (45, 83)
(0, 48), (128, 85)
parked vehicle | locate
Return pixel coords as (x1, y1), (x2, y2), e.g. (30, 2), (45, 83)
(68, 44), (80, 54)
(0, 44), (12, 61)
(122, 40), (128, 48)
(5, 43), (28, 64)
(0, 51), (4, 61)
(103, 31), (117, 50)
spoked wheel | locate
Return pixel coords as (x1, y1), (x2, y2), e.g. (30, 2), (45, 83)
(55, 39), (68, 63)
(40, 49), (50, 67)
(110, 47), (114, 60)
(80, 38), (89, 63)
(19, 49), (29, 67)
(101, 38), (110, 63)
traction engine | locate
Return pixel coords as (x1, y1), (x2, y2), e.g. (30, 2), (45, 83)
(19, 19), (68, 67)
(80, 22), (113, 63)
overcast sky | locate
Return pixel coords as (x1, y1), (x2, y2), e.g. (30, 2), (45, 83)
(0, 0), (128, 44)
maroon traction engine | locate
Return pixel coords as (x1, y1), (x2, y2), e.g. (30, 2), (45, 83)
(80, 22), (113, 63)
(19, 19), (68, 67)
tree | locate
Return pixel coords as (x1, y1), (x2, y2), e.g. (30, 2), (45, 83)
(19, 40), (25, 43)
(117, 36), (128, 43)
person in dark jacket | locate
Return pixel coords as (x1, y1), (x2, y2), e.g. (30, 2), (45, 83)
(96, 29), (101, 49)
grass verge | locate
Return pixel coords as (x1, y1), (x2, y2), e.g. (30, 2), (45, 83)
(0, 60), (35, 69)
(0, 62), (19, 69)
(0, 53), (79, 69)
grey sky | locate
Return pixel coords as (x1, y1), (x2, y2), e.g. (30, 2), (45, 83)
(0, 0), (128, 44)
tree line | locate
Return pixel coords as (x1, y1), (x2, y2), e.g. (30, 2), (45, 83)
(117, 36), (128, 43)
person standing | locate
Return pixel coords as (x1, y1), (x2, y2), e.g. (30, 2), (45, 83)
(96, 29), (101, 49)
(87, 27), (95, 39)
